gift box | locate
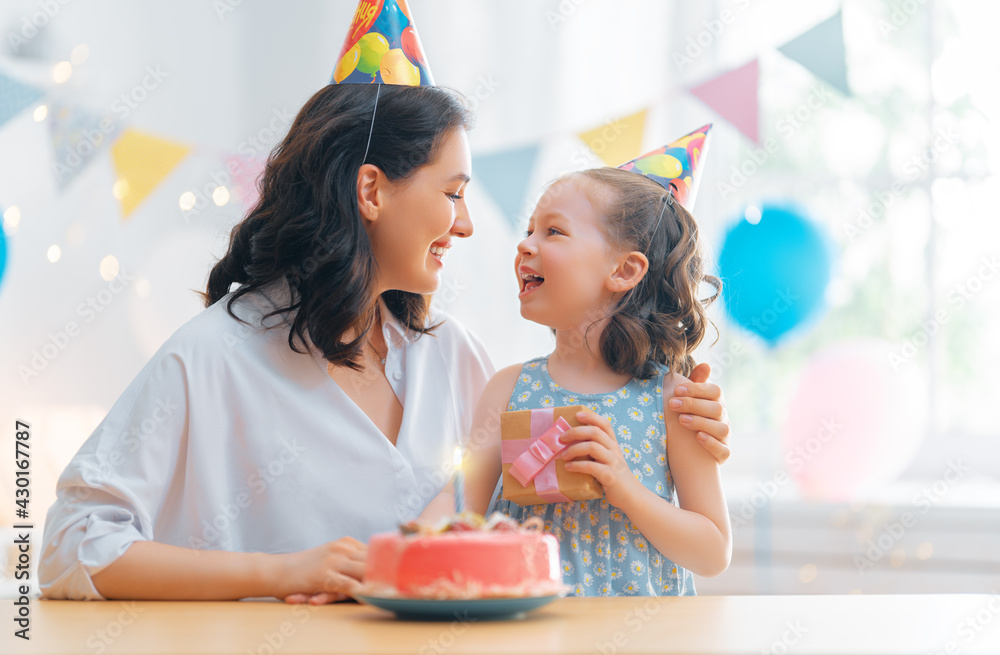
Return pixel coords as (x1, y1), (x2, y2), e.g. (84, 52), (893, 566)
(501, 405), (605, 506)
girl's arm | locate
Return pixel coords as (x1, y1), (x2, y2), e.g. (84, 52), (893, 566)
(90, 537), (367, 603)
(561, 373), (731, 577)
(462, 364), (523, 515)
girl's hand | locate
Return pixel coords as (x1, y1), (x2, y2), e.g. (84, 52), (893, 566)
(560, 410), (642, 510)
(668, 363), (731, 464)
(271, 537), (367, 605)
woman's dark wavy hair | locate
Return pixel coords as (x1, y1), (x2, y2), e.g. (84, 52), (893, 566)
(202, 83), (472, 370)
(561, 168), (721, 380)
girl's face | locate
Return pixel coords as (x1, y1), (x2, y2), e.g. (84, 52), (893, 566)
(365, 127), (473, 294)
(515, 177), (620, 329)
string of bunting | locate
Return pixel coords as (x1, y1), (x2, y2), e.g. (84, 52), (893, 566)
(0, 9), (847, 225)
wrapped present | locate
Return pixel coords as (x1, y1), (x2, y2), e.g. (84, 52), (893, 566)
(501, 405), (604, 506)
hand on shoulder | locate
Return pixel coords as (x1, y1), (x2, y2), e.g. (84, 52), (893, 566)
(662, 366), (731, 464)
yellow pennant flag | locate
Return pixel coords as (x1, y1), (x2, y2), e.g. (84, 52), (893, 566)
(577, 109), (647, 167)
(110, 129), (190, 218)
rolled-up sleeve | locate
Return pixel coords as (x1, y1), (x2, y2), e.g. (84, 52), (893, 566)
(39, 351), (189, 600)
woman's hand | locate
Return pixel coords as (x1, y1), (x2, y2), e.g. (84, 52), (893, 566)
(669, 363), (731, 464)
(271, 537), (367, 605)
(560, 410), (642, 510)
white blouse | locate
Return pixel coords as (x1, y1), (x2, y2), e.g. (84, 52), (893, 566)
(38, 283), (495, 600)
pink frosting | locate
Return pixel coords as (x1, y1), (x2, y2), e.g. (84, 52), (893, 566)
(362, 531), (567, 600)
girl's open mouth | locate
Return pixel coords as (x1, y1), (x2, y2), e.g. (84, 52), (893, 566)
(519, 272), (544, 296)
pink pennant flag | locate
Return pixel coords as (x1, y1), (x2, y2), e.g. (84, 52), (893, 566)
(688, 59), (759, 145)
(227, 155), (265, 210)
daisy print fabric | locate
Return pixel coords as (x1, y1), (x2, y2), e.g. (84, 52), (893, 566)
(488, 356), (696, 597)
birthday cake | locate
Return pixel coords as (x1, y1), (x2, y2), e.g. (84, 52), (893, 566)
(361, 513), (565, 599)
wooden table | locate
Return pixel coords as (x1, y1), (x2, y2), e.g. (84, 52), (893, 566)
(7, 595), (1000, 654)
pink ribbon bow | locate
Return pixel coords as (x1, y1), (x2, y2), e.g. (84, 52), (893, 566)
(502, 409), (572, 503)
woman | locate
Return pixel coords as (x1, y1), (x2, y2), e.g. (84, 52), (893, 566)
(38, 82), (731, 603)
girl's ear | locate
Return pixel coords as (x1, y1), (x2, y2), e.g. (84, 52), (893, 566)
(607, 251), (649, 293)
(357, 163), (383, 222)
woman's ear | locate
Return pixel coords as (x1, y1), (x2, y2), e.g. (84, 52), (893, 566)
(357, 163), (382, 222)
(607, 251), (649, 293)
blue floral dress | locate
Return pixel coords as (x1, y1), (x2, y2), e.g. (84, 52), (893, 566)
(488, 356), (696, 597)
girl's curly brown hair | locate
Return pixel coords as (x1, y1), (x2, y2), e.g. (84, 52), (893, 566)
(565, 167), (721, 380)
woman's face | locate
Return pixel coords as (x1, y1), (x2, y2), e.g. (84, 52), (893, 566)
(365, 127), (473, 295)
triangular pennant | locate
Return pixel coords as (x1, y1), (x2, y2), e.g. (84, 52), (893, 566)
(473, 144), (541, 230)
(0, 71), (45, 129)
(577, 109), (647, 167)
(689, 59), (759, 144)
(48, 103), (123, 190)
(110, 129), (190, 218)
(227, 154), (265, 209)
(778, 11), (850, 96)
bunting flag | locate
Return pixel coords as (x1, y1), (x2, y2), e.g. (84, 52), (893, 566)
(0, 71), (45, 129)
(110, 129), (191, 218)
(49, 103), (123, 190)
(688, 59), (760, 144)
(472, 144), (541, 230)
(778, 11), (850, 96)
(227, 154), (265, 209)
(577, 109), (647, 167)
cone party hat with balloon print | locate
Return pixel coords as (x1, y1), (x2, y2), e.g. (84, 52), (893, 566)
(332, 0), (433, 86)
(617, 123), (712, 211)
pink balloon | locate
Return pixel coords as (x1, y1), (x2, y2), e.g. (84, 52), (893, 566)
(781, 339), (926, 502)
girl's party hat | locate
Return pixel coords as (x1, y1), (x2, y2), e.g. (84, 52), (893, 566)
(332, 0), (433, 86)
(617, 124), (712, 211)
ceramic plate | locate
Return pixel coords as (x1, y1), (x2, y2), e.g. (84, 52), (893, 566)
(355, 594), (561, 621)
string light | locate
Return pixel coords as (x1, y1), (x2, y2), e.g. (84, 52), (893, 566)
(3, 206), (21, 234)
(179, 192), (196, 211)
(212, 186), (230, 206)
(70, 44), (90, 65)
(112, 180), (129, 200)
(135, 278), (152, 298)
(52, 61), (73, 84)
(99, 255), (120, 281)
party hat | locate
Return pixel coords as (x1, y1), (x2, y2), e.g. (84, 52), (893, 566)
(331, 0), (433, 86)
(617, 124), (712, 211)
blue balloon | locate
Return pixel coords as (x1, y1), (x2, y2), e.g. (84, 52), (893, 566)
(663, 147), (690, 170)
(717, 203), (833, 345)
(371, 1), (409, 49)
(0, 221), (7, 293)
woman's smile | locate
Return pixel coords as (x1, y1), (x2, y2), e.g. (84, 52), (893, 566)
(429, 241), (451, 268)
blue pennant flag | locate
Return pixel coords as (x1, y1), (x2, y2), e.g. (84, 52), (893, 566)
(48, 103), (123, 190)
(473, 144), (541, 231)
(0, 71), (45, 129)
(778, 11), (851, 96)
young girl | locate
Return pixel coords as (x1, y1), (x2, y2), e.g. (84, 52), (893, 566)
(464, 167), (731, 596)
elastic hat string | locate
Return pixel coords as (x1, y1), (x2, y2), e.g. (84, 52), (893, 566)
(361, 84), (381, 165)
(649, 194), (670, 247)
